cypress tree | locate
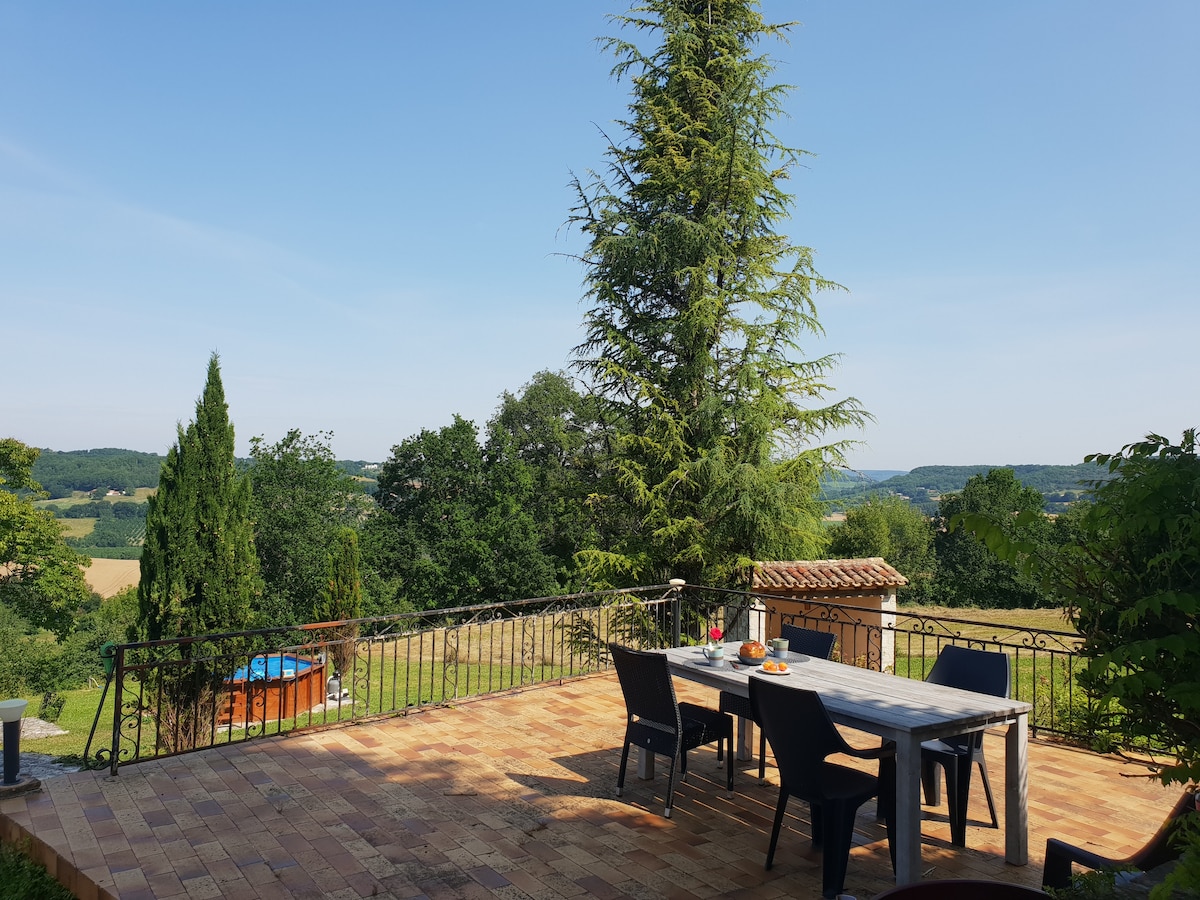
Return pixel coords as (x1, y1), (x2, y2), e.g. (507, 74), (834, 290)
(137, 353), (261, 749)
(313, 526), (363, 680)
(570, 1), (868, 588)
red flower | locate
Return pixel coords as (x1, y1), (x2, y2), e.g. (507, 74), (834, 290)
(708, 627), (723, 642)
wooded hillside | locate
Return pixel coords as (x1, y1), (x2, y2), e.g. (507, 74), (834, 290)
(823, 462), (1108, 513)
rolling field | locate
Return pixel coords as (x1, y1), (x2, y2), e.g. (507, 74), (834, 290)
(84, 558), (140, 597)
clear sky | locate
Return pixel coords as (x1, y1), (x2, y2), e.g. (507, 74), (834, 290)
(3, 1), (1196, 472)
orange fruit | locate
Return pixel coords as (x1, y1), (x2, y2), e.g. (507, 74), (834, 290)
(777, 662), (788, 673)
(763, 659), (778, 672)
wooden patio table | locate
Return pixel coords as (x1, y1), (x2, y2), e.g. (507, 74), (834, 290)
(656, 642), (1032, 887)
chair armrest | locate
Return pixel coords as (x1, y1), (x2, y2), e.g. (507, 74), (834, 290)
(1045, 837), (1123, 872)
(844, 744), (896, 761)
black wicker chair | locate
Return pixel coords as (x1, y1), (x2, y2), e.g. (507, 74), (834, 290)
(751, 677), (896, 899)
(919, 645), (1010, 847)
(1041, 790), (1197, 889)
(718, 624), (837, 781)
(608, 642), (734, 818)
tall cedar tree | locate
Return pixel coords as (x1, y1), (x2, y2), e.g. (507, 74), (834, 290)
(570, 1), (867, 588)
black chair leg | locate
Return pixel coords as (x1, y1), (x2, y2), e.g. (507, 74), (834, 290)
(664, 759), (680, 819)
(922, 756), (941, 806)
(616, 740), (631, 797)
(765, 788), (789, 869)
(726, 733), (735, 793)
(947, 756), (971, 847)
(822, 804), (856, 900)
(976, 751), (999, 828)
(758, 729), (767, 782)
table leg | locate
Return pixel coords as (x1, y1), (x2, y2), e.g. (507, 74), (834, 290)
(1004, 715), (1029, 865)
(637, 747), (655, 780)
(737, 717), (754, 762)
(893, 734), (922, 885)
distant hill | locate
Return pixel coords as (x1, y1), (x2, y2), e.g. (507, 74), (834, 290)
(822, 463), (1108, 514)
(30, 448), (381, 498)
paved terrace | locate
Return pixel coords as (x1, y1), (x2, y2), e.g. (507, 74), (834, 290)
(0, 672), (1178, 900)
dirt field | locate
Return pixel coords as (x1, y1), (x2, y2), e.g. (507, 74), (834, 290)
(84, 558), (140, 598)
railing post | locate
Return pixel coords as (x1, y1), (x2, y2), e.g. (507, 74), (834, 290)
(109, 644), (124, 776)
(668, 579), (684, 648)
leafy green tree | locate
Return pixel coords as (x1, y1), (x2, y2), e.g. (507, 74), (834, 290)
(373, 416), (556, 609)
(959, 431), (1200, 786)
(487, 370), (609, 588)
(568, 0), (867, 588)
(313, 527), (363, 679)
(136, 354), (261, 751)
(932, 468), (1050, 608)
(0, 437), (93, 638)
(827, 495), (936, 602)
(248, 429), (371, 627)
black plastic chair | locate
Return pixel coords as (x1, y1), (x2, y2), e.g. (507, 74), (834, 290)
(608, 642), (734, 818)
(750, 677), (896, 900)
(718, 625), (837, 781)
(1041, 790), (1197, 889)
(920, 645), (1011, 847)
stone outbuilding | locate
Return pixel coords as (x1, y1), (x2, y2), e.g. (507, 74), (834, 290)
(751, 557), (907, 672)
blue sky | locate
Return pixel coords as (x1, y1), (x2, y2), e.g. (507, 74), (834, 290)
(2, 1), (1196, 472)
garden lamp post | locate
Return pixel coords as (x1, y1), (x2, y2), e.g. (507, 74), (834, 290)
(0, 699), (29, 786)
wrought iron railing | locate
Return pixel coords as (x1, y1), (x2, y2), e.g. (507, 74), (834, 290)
(84, 585), (678, 774)
(85, 582), (1093, 774)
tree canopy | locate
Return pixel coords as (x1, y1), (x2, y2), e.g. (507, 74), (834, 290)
(371, 416), (557, 608)
(932, 468), (1050, 608)
(826, 494), (936, 602)
(248, 429), (370, 627)
(569, 0), (866, 588)
(0, 437), (93, 638)
(958, 430), (1200, 785)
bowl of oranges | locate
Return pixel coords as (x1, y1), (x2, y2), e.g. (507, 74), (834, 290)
(759, 658), (790, 675)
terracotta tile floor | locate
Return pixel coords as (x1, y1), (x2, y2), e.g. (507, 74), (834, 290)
(0, 672), (1179, 899)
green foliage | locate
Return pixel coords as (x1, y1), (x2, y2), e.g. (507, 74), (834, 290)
(0, 839), (74, 900)
(934, 468), (1053, 609)
(0, 587), (140, 696)
(249, 429), (371, 627)
(826, 495), (936, 601)
(487, 371), (609, 589)
(823, 462), (1109, 514)
(31, 447), (164, 495)
(569, 0), (864, 589)
(314, 527), (363, 677)
(136, 353), (260, 751)
(373, 416), (557, 609)
(1152, 813), (1200, 898)
(956, 430), (1200, 785)
(67, 516), (144, 550)
(0, 438), (94, 638)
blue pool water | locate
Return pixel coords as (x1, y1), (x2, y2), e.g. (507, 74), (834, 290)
(229, 655), (315, 682)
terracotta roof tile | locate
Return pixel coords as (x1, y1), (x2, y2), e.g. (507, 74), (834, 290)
(751, 557), (908, 590)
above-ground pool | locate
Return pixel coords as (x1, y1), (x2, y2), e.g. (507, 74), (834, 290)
(220, 654), (326, 727)
(230, 654), (317, 682)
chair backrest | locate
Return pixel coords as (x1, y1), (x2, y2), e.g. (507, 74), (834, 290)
(926, 645), (1010, 698)
(779, 623), (837, 659)
(750, 678), (850, 800)
(608, 643), (681, 730)
(925, 645), (1011, 751)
